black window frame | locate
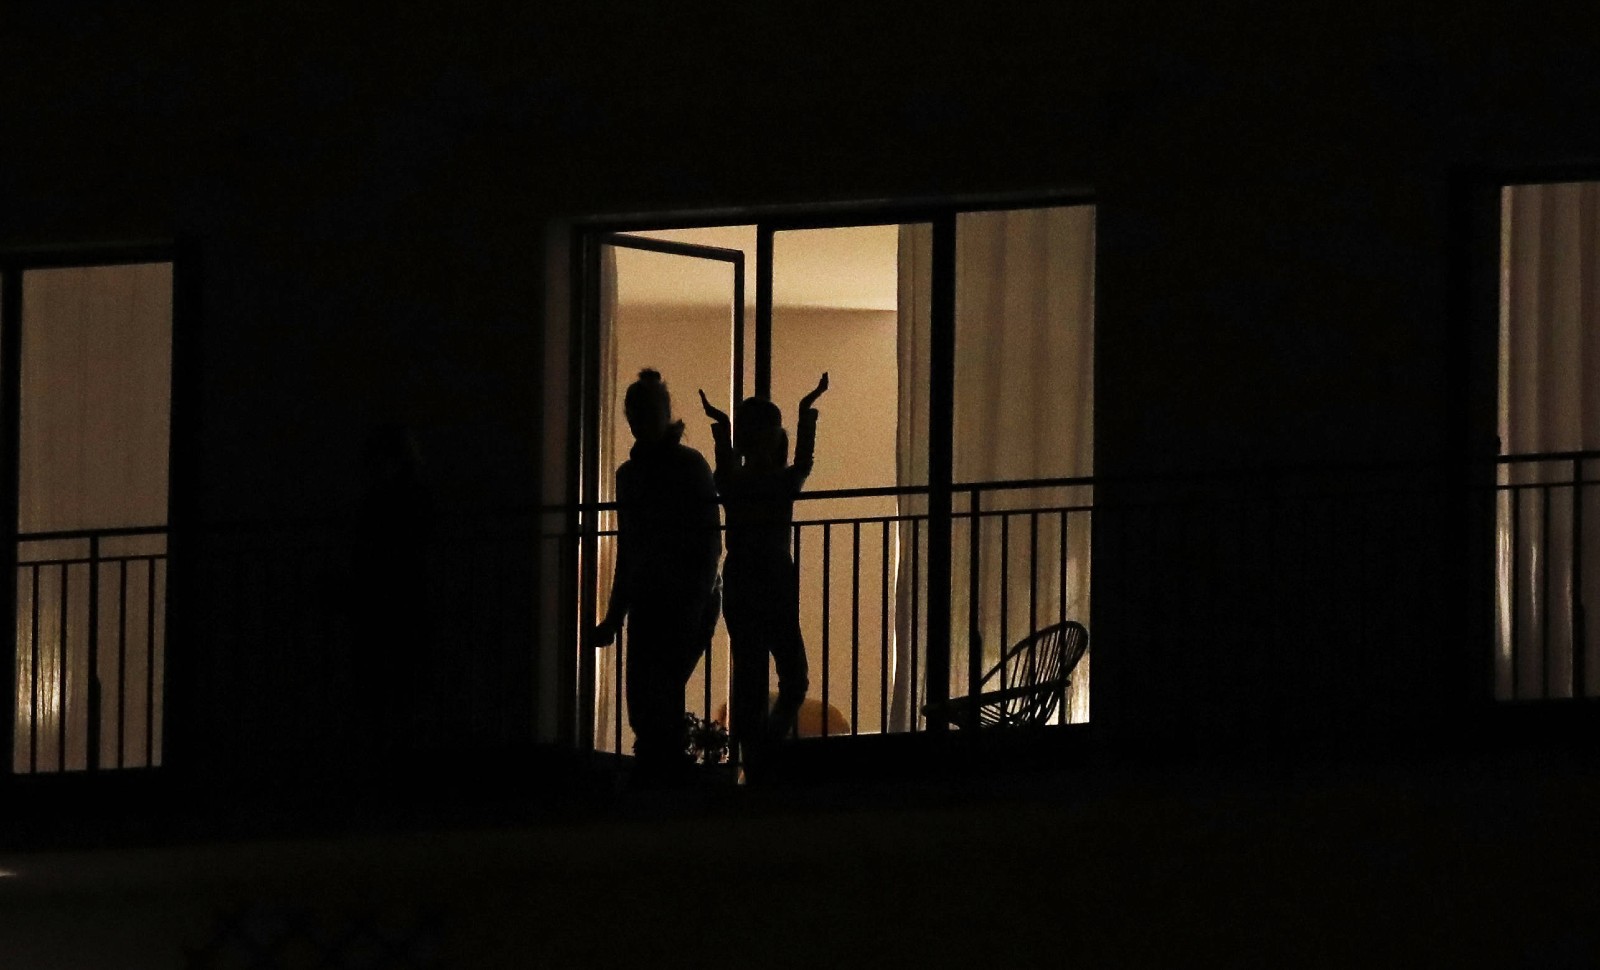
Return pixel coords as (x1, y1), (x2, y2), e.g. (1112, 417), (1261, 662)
(0, 241), (195, 775)
(564, 191), (1097, 744)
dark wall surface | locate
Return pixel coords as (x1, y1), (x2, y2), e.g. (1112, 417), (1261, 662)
(3, 1), (1600, 758)
(5, 752), (1600, 968)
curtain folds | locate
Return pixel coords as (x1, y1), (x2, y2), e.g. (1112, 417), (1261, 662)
(12, 263), (172, 772)
(891, 208), (1095, 729)
(593, 248), (626, 750)
(890, 226), (932, 731)
(1498, 183), (1600, 699)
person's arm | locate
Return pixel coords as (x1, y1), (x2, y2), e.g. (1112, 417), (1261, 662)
(700, 389), (737, 490)
(789, 407), (818, 490)
(595, 468), (634, 646)
(790, 373), (827, 490)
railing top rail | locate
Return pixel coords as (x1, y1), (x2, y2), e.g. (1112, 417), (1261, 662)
(572, 450), (1600, 513)
(581, 476), (1099, 512)
(1494, 449), (1600, 465)
(952, 474), (1098, 494)
(17, 524), (169, 542)
(13, 452), (1591, 543)
(17, 553), (166, 568)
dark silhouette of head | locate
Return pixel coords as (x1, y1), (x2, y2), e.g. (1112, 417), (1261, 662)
(734, 397), (787, 470)
(625, 368), (685, 445)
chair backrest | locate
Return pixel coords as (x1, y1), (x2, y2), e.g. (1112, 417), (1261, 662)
(980, 620), (1089, 725)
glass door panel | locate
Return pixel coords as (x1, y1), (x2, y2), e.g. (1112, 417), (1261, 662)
(763, 223), (929, 735)
(587, 234), (741, 755)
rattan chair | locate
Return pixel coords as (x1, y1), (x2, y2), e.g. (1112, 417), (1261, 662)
(922, 620), (1089, 728)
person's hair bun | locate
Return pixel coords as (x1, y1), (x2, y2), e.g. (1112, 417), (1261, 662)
(638, 368), (662, 382)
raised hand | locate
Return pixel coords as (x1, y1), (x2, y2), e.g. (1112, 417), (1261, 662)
(800, 372), (829, 411)
(698, 389), (730, 425)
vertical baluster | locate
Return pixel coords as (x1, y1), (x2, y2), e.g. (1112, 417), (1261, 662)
(706, 501), (718, 728)
(703, 530), (713, 726)
(967, 490), (981, 731)
(1029, 512), (1040, 632)
(1059, 509), (1068, 625)
(58, 561), (68, 772)
(999, 511), (1010, 702)
(910, 519), (920, 732)
(117, 559), (127, 769)
(1060, 509), (1070, 720)
(615, 621), (624, 758)
(1542, 483), (1552, 698)
(29, 563), (39, 773)
(851, 521), (860, 736)
(821, 523), (831, 738)
(1511, 486), (1521, 699)
(87, 537), (100, 772)
(1029, 511), (1039, 720)
(147, 557), (157, 766)
(880, 519), (890, 735)
(792, 523), (803, 740)
(1573, 458), (1586, 699)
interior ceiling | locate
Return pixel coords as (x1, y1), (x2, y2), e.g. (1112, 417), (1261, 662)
(615, 224), (898, 311)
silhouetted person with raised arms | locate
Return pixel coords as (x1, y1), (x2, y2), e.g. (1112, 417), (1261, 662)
(700, 373), (828, 773)
(595, 369), (722, 783)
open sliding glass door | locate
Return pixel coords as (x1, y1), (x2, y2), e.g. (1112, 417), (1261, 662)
(577, 232), (743, 753)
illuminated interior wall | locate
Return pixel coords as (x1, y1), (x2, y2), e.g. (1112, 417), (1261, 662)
(772, 306), (899, 734)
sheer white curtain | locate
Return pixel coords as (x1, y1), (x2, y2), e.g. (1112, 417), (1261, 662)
(1498, 183), (1600, 699)
(891, 208), (1095, 729)
(592, 248), (629, 751)
(889, 225), (932, 731)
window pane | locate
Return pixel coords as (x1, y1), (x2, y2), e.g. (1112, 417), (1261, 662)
(950, 206), (1095, 724)
(13, 261), (171, 773)
(1497, 183), (1600, 700)
(20, 262), (172, 534)
(773, 224), (920, 736)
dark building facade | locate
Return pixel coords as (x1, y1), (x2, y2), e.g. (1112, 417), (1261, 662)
(1, 2), (1599, 964)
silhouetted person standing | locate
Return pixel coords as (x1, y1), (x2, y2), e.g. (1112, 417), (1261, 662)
(700, 374), (827, 772)
(596, 369), (722, 781)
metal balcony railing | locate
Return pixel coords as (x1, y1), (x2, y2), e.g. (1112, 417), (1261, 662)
(1495, 451), (1600, 702)
(13, 525), (168, 773)
(14, 451), (1585, 779)
(588, 476), (1094, 759)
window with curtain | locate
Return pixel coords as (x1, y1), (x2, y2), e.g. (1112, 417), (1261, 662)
(9, 260), (172, 773)
(892, 205), (1095, 729)
(579, 201), (1095, 756)
(1498, 182), (1600, 701)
